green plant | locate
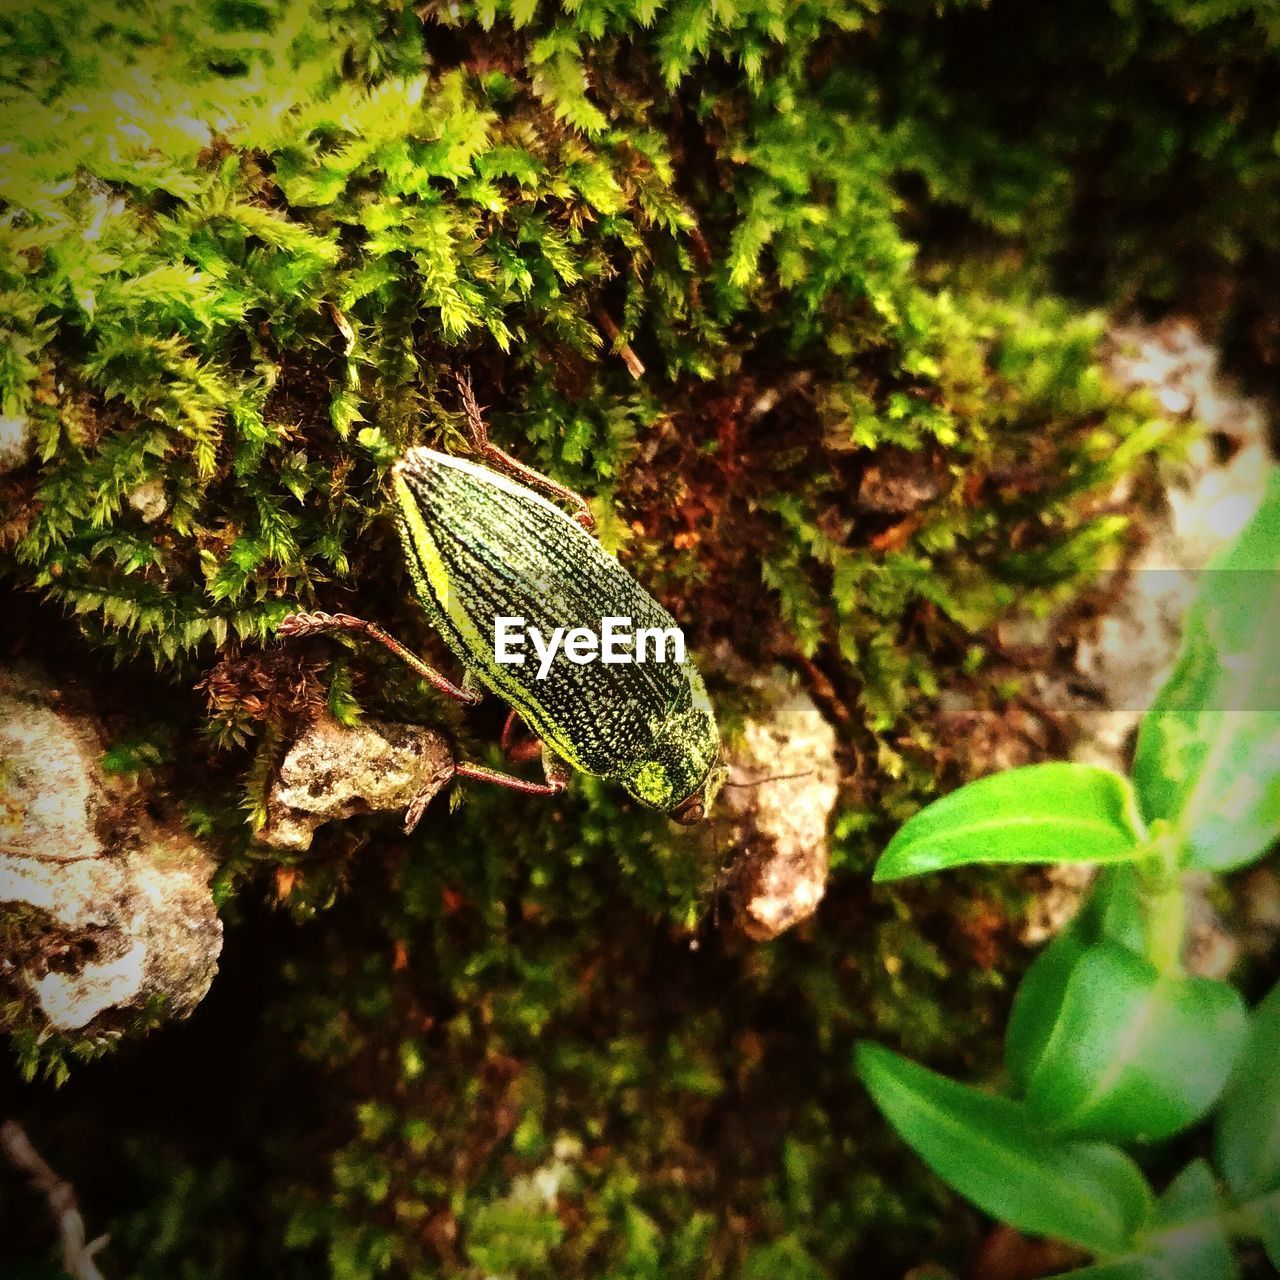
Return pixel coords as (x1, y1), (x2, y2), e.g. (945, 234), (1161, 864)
(858, 472), (1280, 1276)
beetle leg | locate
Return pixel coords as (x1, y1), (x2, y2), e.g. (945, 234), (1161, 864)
(455, 371), (596, 531)
(506, 737), (544, 765)
(403, 790), (431, 833)
(402, 759), (457, 834)
(278, 611), (481, 706)
(403, 775), (447, 834)
(453, 747), (570, 797)
(498, 708), (543, 763)
(500, 707), (520, 752)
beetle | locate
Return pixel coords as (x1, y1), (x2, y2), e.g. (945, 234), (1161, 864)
(280, 374), (724, 828)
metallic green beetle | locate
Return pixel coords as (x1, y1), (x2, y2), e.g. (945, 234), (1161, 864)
(280, 378), (724, 826)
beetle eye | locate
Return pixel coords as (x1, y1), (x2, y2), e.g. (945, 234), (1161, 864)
(670, 792), (706, 824)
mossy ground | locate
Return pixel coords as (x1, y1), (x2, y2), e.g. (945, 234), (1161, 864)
(2, 0), (1276, 1276)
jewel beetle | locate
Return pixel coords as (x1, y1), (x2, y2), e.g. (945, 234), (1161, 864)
(281, 375), (724, 826)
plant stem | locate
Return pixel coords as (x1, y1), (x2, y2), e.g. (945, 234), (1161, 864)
(1146, 884), (1185, 975)
(1225, 1188), (1280, 1241)
(1139, 823), (1186, 976)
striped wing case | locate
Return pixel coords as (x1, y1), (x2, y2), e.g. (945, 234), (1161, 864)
(392, 448), (694, 779)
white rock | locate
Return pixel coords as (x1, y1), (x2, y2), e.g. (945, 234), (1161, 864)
(0, 412), (34, 474)
(0, 669), (222, 1033)
(1028, 320), (1274, 951)
(126, 477), (168, 523)
(717, 663), (840, 941)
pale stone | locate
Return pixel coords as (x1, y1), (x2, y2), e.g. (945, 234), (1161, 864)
(258, 713), (455, 851)
(716, 659), (840, 941)
(126, 478), (168, 523)
(0, 669), (222, 1033)
(1028, 320), (1274, 949)
(0, 412), (34, 474)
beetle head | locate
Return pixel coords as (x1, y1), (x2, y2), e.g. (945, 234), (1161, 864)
(669, 760), (728, 825)
(618, 690), (721, 820)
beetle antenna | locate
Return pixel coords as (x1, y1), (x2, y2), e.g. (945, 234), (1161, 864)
(721, 770), (813, 788)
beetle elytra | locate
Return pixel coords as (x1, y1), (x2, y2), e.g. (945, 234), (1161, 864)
(280, 375), (724, 827)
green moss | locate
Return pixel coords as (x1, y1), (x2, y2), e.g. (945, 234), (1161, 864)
(878, 0), (1280, 364)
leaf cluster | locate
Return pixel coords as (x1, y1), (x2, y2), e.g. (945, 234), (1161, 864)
(861, 474), (1280, 1275)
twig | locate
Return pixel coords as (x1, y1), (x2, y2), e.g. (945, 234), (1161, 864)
(0, 1120), (108, 1280)
(326, 300), (355, 355)
(593, 308), (645, 379)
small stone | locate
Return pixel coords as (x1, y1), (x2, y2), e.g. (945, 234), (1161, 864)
(1241, 867), (1280, 956)
(935, 688), (977, 718)
(0, 412), (34, 475)
(1177, 871), (1241, 980)
(855, 447), (945, 515)
(258, 713), (455, 852)
(717, 663), (840, 941)
(998, 609), (1056, 651)
(0, 686), (106, 863)
(1021, 863), (1095, 946)
(127, 478), (168, 523)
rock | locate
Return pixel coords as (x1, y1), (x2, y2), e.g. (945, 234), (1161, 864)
(0, 668), (222, 1034)
(1241, 866), (1280, 957)
(935, 692), (1053, 783)
(1076, 319), (1273, 751)
(258, 713), (455, 852)
(0, 412), (35, 475)
(855, 447), (945, 515)
(1, 686), (104, 864)
(1021, 863), (1095, 947)
(1181, 873), (1241, 980)
(126, 478), (168, 523)
(718, 666), (840, 941)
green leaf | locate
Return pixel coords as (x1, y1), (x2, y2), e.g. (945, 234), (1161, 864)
(855, 1042), (1152, 1255)
(1080, 864), (1148, 954)
(1133, 470), (1280, 871)
(1157, 1163), (1218, 1226)
(874, 763), (1146, 882)
(1240, 1189), (1280, 1271)
(1144, 1160), (1237, 1280)
(1006, 928), (1089, 1097)
(1055, 1162), (1236, 1280)
(1025, 941), (1247, 1143)
(1006, 868), (1147, 1093)
(326, 660), (364, 728)
(1215, 980), (1280, 1199)
(742, 1237), (830, 1280)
